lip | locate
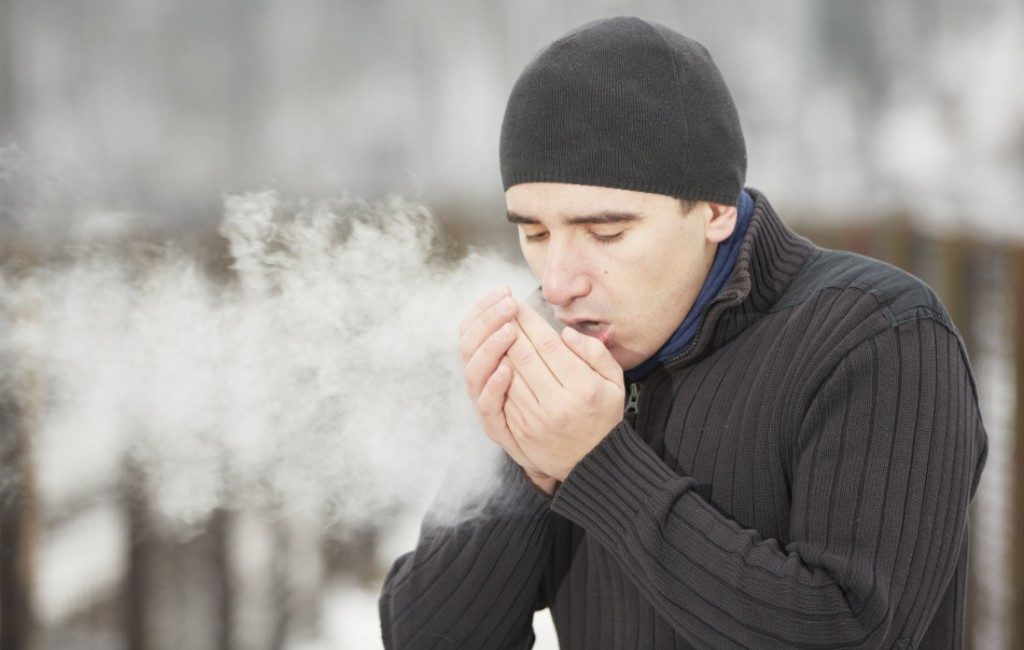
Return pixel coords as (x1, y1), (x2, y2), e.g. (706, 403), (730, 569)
(557, 317), (615, 346)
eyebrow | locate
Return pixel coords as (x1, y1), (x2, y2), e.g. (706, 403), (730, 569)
(506, 210), (644, 226)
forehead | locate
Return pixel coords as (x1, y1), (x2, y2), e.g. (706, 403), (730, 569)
(505, 182), (679, 224)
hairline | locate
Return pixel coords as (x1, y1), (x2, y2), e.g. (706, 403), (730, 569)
(677, 198), (699, 217)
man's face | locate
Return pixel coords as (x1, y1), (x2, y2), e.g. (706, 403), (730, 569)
(506, 182), (732, 372)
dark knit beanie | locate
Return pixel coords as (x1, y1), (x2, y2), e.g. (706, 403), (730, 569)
(499, 16), (746, 206)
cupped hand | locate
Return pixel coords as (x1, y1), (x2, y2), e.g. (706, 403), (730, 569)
(502, 304), (625, 482)
(459, 286), (557, 493)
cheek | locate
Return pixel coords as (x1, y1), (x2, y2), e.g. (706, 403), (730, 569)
(647, 231), (701, 278)
(614, 237), (699, 313)
(519, 245), (544, 278)
(618, 239), (675, 288)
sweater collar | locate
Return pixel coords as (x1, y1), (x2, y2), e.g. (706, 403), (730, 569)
(642, 188), (816, 379)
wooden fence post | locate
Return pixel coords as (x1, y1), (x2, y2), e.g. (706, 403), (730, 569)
(933, 235), (987, 648)
(209, 507), (234, 650)
(0, 283), (35, 650)
(936, 235), (974, 352)
(885, 214), (915, 272)
(1009, 245), (1024, 649)
(0, 392), (33, 650)
(124, 457), (151, 650)
(841, 220), (879, 258)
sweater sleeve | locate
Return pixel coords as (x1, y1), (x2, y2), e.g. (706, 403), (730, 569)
(549, 316), (988, 648)
(379, 455), (554, 649)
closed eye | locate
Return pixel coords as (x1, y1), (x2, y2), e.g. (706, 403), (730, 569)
(522, 230), (625, 244)
(593, 231), (624, 244)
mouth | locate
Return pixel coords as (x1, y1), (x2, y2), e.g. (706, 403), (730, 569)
(559, 318), (614, 346)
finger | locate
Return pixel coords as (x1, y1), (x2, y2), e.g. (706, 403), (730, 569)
(458, 285), (511, 337)
(561, 326), (624, 388)
(506, 321), (563, 401)
(477, 361), (522, 453)
(501, 397), (539, 469)
(503, 396), (530, 441)
(504, 395), (541, 448)
(514, 303), (591, 386)
(507, 365), (542, 418)
(464, 322), (517, 400)
(459, 294), (518, 365)
(561, 325), (624, 387)
(477, 357), (514, 422)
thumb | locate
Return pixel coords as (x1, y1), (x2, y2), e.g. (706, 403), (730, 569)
(561, 326), (624, 388)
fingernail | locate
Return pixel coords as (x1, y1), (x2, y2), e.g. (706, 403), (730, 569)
(501, 297), (515, 313)
(502, 323), (515, 337)
(563, 326), (579, 343)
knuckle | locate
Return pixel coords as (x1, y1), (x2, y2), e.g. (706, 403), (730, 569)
(539, 335), (563, 355)
(485, 299), (512, 325)
(509, 343), (532, 365)
(580, 382), (600, 405)
(551, 408), (571, 428)
(487, 326), (511, 350)
(482, 306), (500, 328)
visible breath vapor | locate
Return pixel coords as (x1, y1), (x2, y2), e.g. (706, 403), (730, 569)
(1, 189), (537, 538)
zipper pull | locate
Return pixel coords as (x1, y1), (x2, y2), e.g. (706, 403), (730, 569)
(624, 382), (641, 424)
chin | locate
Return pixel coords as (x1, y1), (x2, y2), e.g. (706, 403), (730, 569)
(610, 348), (638, 372)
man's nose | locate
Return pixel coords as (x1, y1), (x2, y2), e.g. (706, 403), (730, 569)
(540, 238), (590, 307)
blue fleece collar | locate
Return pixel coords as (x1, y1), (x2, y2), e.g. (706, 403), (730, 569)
(624, 189), (754, 382)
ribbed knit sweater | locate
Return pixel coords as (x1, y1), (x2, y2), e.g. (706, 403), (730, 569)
(379, 189), (989, 649)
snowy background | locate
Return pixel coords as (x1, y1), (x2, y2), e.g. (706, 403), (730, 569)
(0, 0), (1021, 648)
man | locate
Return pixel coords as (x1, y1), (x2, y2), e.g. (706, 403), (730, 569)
(380, 16), (988, 649)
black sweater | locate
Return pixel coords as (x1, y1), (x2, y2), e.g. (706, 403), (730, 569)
(379, 189), (989, 649)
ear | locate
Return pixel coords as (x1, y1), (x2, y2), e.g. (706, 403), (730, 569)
(706, 202), (737, 244)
